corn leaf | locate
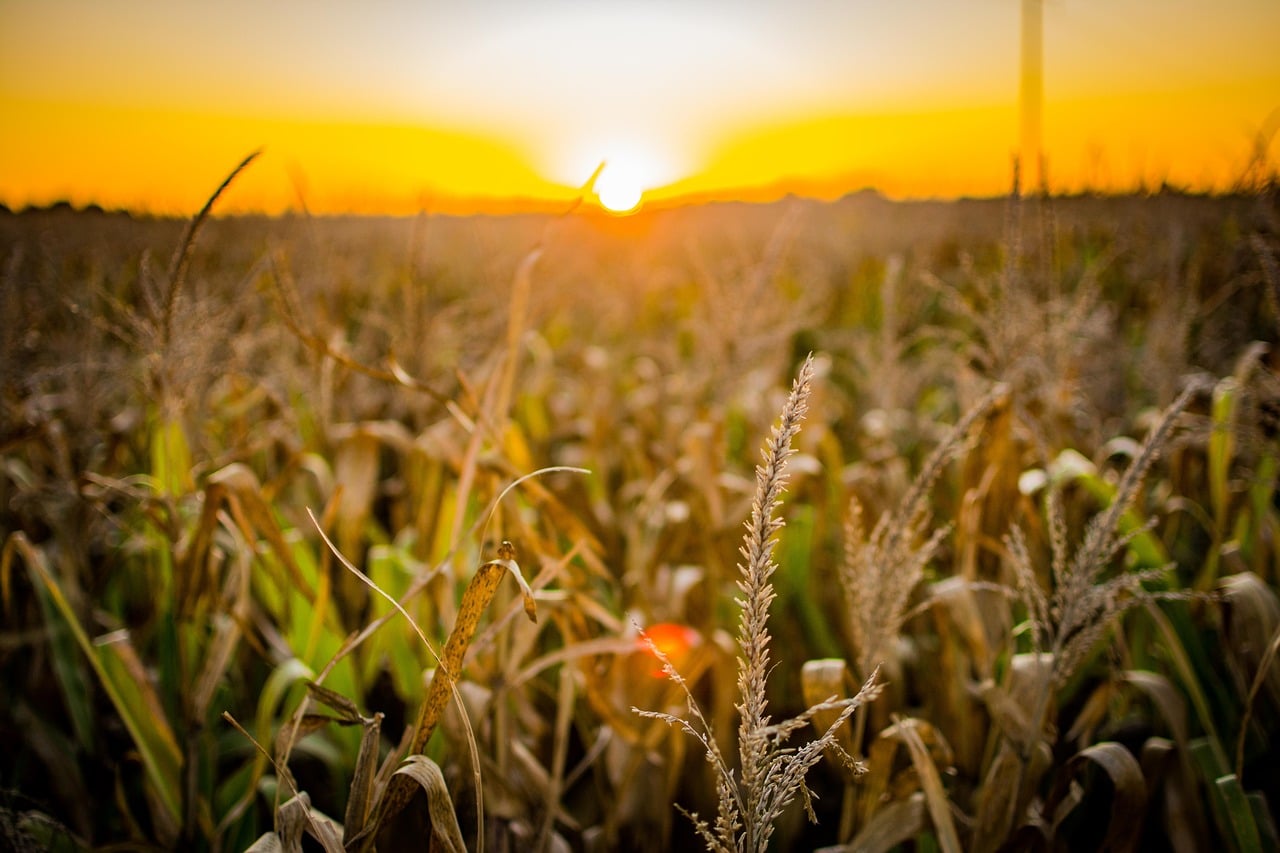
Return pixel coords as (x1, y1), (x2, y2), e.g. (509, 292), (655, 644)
(1214, 773), (1263, 853)
(7, 533), (183, 825)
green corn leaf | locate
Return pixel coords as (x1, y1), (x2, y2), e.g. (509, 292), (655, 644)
(1049, 449), (1169, 570)
(29, 578), (96, 750)
(1215, 773), (1263, 853)
(7, 533), (183, 825)
(150, 414), (193, 496)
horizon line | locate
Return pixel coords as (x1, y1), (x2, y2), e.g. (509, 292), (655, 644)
(4, 174), (1266, 220)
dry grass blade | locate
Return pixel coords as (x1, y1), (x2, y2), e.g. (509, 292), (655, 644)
(537, 664), (578, 849)
(166, 150), (260, 291)
(402, 540), (535, 756)
(391, 756), (467, 853)
(304, 512), (485, 849)
(830, 792), (927, 853)
(361, 538), (535, 843)
(159, 150), (259, 343)
(888, 717), (962, 853)
(222, 712), (339, 852)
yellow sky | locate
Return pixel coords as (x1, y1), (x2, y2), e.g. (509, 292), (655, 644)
(2, 1), (1277, 213)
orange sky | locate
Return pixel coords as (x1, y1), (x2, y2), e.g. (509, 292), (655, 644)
(2, 1), (1277, 214)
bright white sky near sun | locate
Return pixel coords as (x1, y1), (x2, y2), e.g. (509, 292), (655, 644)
(1, 0), (1277, 211)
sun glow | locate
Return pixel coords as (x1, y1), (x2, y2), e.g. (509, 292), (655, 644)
(594, 160), (645, 213)
(550, 139), (684, 213)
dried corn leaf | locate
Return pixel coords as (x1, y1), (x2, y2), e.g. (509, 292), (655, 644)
(332, 427), (381, 550)
(1007, 652), (1054, 709)
(391, 755), (466, 853)
(305, 680), (362, 722)
(857, 728), (901, 828)
(929, 577), (996, 674)
(344, 711), (384, 843)
(276, 793), (309, 853)
(828, 792), (926, 853)
(1048, 742), (1147, 853)
(1220, 572), (1280, 707)
(972, 738), (1050, 852)
(191, 611), (242, 720)
(277, 791), (344, 853)
(887, 718), (962, 853)
(274, 715), (335, 755)
(1140, 737), (1205, 853)
(1064, 680), (1114, 746)
(187, 465), (311, 609)
(801, 658), (855, 757)
(1123, 670), (1189, 749)
(977, 680), (1037, 750)
(310, 813), (345, 852)
(494, 541), (538, 624)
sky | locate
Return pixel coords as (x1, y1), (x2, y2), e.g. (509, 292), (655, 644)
(1, 0), (1277, 214)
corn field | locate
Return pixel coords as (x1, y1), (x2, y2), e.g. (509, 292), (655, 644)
(2, 171), (1279, 851)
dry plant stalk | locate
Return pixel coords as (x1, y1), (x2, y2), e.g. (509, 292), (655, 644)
(635, 355), (882, 853)
(974, 383), (1203, 851)
(358, 540), (536, 845)
(1007, 382), (1201, 695)
(842, 384), (1007, 678)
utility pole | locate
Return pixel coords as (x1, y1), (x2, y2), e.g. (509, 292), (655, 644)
(1020, 0), (1044, 191)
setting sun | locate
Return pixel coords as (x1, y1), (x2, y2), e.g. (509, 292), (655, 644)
(594, 160), (644, 213)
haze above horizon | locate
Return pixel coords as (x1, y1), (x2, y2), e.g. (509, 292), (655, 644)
(2, 0), (1277, 215)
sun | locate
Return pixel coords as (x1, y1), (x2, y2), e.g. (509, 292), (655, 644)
(543, 137), (681, 214)
(594, 160), (645, 214)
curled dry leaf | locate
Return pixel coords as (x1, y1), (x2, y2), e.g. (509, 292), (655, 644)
(494, 539), (539, 624)
(273, 791), (344, 853)
(392, 755), (467, 853)
(1046, 741), (1147, 853)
